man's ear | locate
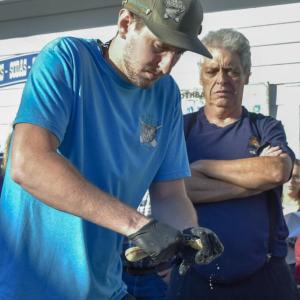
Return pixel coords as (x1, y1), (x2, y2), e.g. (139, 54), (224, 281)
(117, 9), (133, 39)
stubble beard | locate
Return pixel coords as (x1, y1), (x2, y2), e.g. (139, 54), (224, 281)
(123, 43), (155, 89)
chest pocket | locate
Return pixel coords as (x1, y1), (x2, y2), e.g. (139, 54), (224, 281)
(139, 117), (163, 150)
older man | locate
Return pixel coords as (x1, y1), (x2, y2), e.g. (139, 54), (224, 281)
(167, 28), (299, 300)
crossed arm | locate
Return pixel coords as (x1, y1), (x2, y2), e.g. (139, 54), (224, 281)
(11, 124), (197, 236)
(185, 146), (293, 203)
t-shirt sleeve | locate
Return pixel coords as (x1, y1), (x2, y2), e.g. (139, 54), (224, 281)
(152, 87), (191, 182)
(259, 115), (295, 162)
(14, 38), (75, 143)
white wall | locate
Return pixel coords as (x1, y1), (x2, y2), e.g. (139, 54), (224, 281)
(277, 85), (300, 157)
(1, 3), (300, 154)
(2, 0), (299, 39)
(0, 84), (23, 150)
(172, 2), (300, 86)
(0, 26), (117, 152)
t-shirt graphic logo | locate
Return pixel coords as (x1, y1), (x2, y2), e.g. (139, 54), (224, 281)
(140, 119), (162, 148)
(248, 136), (261, 155)
(164, 0), (186, 23)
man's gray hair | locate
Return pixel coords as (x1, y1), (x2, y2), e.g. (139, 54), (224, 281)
(200, 28), (251, 74)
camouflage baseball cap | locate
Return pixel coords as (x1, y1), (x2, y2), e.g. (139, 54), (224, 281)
(122, 0), (212, 58)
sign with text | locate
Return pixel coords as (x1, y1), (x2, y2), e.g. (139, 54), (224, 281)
(0, 53), (38, 87)
(181, 88), (204, 114)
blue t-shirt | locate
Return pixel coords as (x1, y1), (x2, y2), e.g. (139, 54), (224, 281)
(184, 107), (294, 283)
(0, 174), (3, 194)
(0, 37), (190, 300)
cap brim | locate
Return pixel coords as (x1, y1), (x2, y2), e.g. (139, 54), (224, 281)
(144, 20), (212, 58)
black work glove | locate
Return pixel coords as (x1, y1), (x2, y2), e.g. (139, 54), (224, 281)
(128, 219), (182, 264)
(178, 227), (224, 275)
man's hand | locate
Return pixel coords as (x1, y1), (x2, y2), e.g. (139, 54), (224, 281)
(178, 227), (224, 275)
(127, 221), (224, 275)
(128, 219), (182, 264)
(259, 145), (282, 157)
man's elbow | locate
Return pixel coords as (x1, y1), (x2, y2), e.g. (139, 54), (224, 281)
(271, 170), (288, 184)
(271, 157), (293, 184)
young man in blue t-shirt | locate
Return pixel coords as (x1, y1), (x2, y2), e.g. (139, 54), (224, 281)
(0, 1), (223, 300)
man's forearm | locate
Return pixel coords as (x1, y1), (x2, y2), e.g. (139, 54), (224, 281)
(11, 150), (149, 236)
(149, 180), (198, 230)
(185, 171), (261, 203)
(150, 195), (198, 230)
(191, 155), (292, 190)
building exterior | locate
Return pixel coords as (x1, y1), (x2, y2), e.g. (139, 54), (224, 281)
(0, 1), (300, 157)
